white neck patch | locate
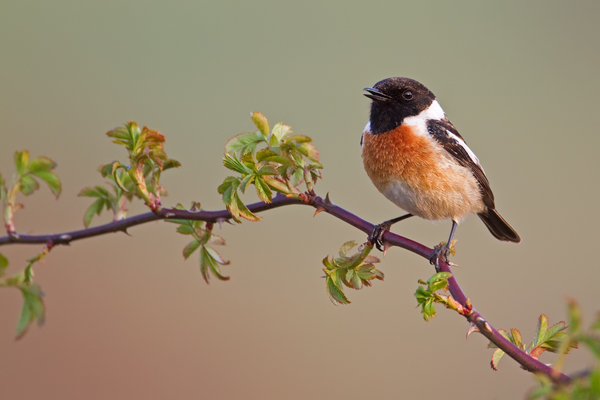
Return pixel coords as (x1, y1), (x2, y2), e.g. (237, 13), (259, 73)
(403, 100), (445, 127)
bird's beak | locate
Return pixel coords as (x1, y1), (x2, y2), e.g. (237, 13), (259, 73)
(363, 87), (392, 102)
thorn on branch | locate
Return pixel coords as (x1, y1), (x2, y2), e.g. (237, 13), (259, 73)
(466, 322), (480, 339)
(216, 218), (231, 229)
(382, 241), (391, 257)
(313, 205), (327, 217)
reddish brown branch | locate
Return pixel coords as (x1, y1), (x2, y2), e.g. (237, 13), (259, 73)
(0, 193), (571, 384)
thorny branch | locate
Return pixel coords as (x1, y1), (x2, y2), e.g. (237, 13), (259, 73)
(0, 192), (571, 384)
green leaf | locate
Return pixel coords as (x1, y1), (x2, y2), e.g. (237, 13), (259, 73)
(204, 246), (229, 265)
(111, 162), (130, 193)
(490, 348), (505, 371)
(326, 275), (350, 305)
(256, 165), (278, 176)
(256, 148), (279, 162)
(28, 156), (56, 173)
(428, 278), (449, 293)
(79, 186), (110, 198)
(336, 253), (363, 269)
(183, 240), (201, 259)
(414, 286), (432, 303)
(162, 159), (182, 170)
(19, 174), (39, 195)
(510, 328), (523, 348)
(533, 314), (549, 348)
(228, 179), (241, 219)
(339, 240), (356, 258)
(223, 153), (252, 174)
(254, 177), (272, 203)
(355, 267), (376, 281)
(16, 283), (45, 339)
(29, 170), (61, 197)
(289, 166), (304, 188)
(83, 198), (105, 228)
(99, 163), (114, 177)
(218, 177), (237, 195)
(422, 300), (436, 321)
(251, 112), (270, 136)
(223, 184), (239, 222)
(176, 224), (196, 235)
(269, 123), (282, 147)
(285, 135), (312, 144)
(239, 174), (255, 193)
(106, 125), (131, 141)
(0, 252), (8, 276)
(261, 155), (296, 168)
(225, 132), (264, 153)
(261, 176), (290, 194)
(200, 247), (229, 282)
(428, 272), (452, 283)
(199, 250), (210, 283)
(240, 151), (256, 169)
(14, 151), (29, 175)
(270, 122), (287, 143)
(351, 272), (363, 290)
(297, 142), (320, 162)
(234, 191), (260, 221)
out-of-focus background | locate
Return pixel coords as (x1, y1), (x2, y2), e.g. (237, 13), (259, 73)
(1, 1), (599, 399)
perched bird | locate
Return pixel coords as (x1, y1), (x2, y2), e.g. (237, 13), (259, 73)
(361, 77), (520, 262)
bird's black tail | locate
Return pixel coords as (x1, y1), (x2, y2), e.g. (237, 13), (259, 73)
(478, 208), (521, 243)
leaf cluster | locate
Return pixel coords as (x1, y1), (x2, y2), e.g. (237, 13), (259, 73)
(167, 205), (229, 283)
(218, 112), (322, 222)
(1, 151), (61, 233)
(0, 151), (60, 338)
(322, 241), (383, 305)
(528, 300), (600, 399)
(414, 272), (467, 321)
(0, 247), (50, 338)
(79, 122), (180, 226)
(489, 314), (576, 371)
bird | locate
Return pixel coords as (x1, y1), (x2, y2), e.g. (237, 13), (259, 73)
(361, 77), (520, 263)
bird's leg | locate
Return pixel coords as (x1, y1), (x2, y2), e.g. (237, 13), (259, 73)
(430, 220), (458, 270)
(369, 214), (413, 251)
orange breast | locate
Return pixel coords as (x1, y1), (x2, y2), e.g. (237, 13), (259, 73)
(361, 124), (485, 221)
(362, 124), (437, 189)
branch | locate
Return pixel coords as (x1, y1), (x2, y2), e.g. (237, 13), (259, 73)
(0, 192), (571, 384)
(0, 194), (302, 246)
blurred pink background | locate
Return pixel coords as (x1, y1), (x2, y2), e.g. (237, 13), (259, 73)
(1, 1), (599, 399)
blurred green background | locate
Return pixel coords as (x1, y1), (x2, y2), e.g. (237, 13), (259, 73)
(1, 1), (599, 399)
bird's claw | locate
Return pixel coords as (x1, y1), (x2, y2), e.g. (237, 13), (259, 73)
(429, 242), (451, 271)
(368, 222), (393, 252)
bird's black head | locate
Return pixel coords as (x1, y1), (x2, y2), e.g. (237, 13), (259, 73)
(364, 77), (436, 134)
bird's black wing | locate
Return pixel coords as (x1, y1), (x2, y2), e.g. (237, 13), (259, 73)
(427, 119), (495, 209)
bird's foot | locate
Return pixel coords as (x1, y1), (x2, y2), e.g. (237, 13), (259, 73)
(429, 241), (454, 271)
(368, 221), (394, 252)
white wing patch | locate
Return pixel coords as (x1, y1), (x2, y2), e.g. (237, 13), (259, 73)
(446, 129), (482, 169)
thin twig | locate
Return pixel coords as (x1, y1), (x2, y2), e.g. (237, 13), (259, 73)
(0, 193), (571, 384)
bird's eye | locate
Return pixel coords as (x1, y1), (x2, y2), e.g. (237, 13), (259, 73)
(402, 90), (414, 101)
